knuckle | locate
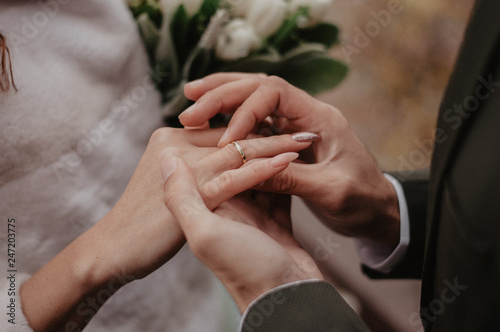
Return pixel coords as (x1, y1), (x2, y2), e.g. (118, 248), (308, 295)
(329, 178), (357, 214)
(273, 168), (296, 193)
(149, 127), (179, 146)
(200, 91), (224, 110)
(162, 191), (177, 210)
(239, 139), (259, 159)
(262, 76), (285, 98)
(189, 225), (220, 257)
(222, 144), (241, 163)
(246, 163), (265, 182)
(200, 181), (221, 203)
(266, 75), (288, 87)
(158, 147), (180, 163)
(216, 171), (236, 192)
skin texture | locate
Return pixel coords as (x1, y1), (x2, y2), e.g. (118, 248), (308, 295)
(20, 128), (312, 332)
(162, 156), (324, 312)
(180, 73), (401, 248)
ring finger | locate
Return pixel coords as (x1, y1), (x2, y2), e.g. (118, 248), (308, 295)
(195, 133), (317, 183)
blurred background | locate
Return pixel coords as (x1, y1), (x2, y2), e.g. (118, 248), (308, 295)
(322, 0), (475, 170)
(295, 0), (475, 331)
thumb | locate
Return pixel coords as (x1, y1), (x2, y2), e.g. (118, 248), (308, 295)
(160, 156), (210, 232)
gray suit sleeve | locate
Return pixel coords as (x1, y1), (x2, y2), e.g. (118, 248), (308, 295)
(239, 280), (370, 332)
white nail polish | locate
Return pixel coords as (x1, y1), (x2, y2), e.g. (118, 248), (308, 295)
(291, 132), (320, 142)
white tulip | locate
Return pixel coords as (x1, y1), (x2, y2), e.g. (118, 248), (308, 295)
(288, 0), (333, 26)
(225, 0), (287, 38)
(248, 0), (287, 37)
(215, 19), (262, 61)
(223, 0), (250, 17)
(160, 0), (204, 17)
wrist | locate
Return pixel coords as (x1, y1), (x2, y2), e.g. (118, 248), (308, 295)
(72, 216), (135, 292)
(369, 174), (401, 249)
(19, 224), (127, 331)
(354, 174), (401, 252)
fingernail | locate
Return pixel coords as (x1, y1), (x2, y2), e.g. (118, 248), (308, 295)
(217, 128), (230, 147)
(270, 152), (299, 168)
(291, 132), (320, 142)
(185, 78), (204, 87)
(161, 157), (178, 182)
(178, 103), (196, 119)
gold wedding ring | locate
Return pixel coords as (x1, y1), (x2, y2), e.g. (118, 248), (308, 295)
(231, 141), (247, 164)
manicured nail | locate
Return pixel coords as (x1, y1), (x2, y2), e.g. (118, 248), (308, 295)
(178, 103), (196, 119)
(270, 152), (299, 168)
(291, 132), (320, 142)
(161, 157), (178, 182)
(217, 128), (230, 147)
(185, 78), (204, 87)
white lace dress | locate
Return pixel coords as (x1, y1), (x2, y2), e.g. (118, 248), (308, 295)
(0, 1), (236, 331)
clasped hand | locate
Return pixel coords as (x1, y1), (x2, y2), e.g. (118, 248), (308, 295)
(179, 73), (401, 248)
(158, 72), (402, 312)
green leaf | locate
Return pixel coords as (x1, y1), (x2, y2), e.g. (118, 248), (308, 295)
(274, 49), (349, 95)
(216, 50), (283, 74)
(161, 87), (191, 118)
(129, 0), (163, 28)
(136, 13), (161, 61)
(199, 0), (220, 17)
(268, 8), (307, 51)
(186, 0), (220, 53)
(170, 5), (190, 67)
(186, 48), (214, 81)
(297, 23), (340, 48)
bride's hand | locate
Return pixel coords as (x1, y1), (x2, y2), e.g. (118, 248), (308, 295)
(162, 156), (323, 312)
(85, 128), (314, 282)
(20, 128), (312, 331)
(180, 73), (400, 248)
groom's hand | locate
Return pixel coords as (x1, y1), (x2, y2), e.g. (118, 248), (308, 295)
(180, 73), (401, 249)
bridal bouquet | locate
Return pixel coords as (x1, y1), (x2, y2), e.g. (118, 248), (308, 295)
(128, 0), (348, 124)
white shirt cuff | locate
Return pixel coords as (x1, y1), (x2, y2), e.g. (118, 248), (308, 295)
(354, 173), (410, 274)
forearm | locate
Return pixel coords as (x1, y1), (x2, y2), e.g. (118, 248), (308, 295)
(20, 226), (123, 332)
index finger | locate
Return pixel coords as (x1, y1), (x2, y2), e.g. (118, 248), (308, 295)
(184, 72), (267, 101)
(179, 76), (265, 127)
(217, 75), (316, 147)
